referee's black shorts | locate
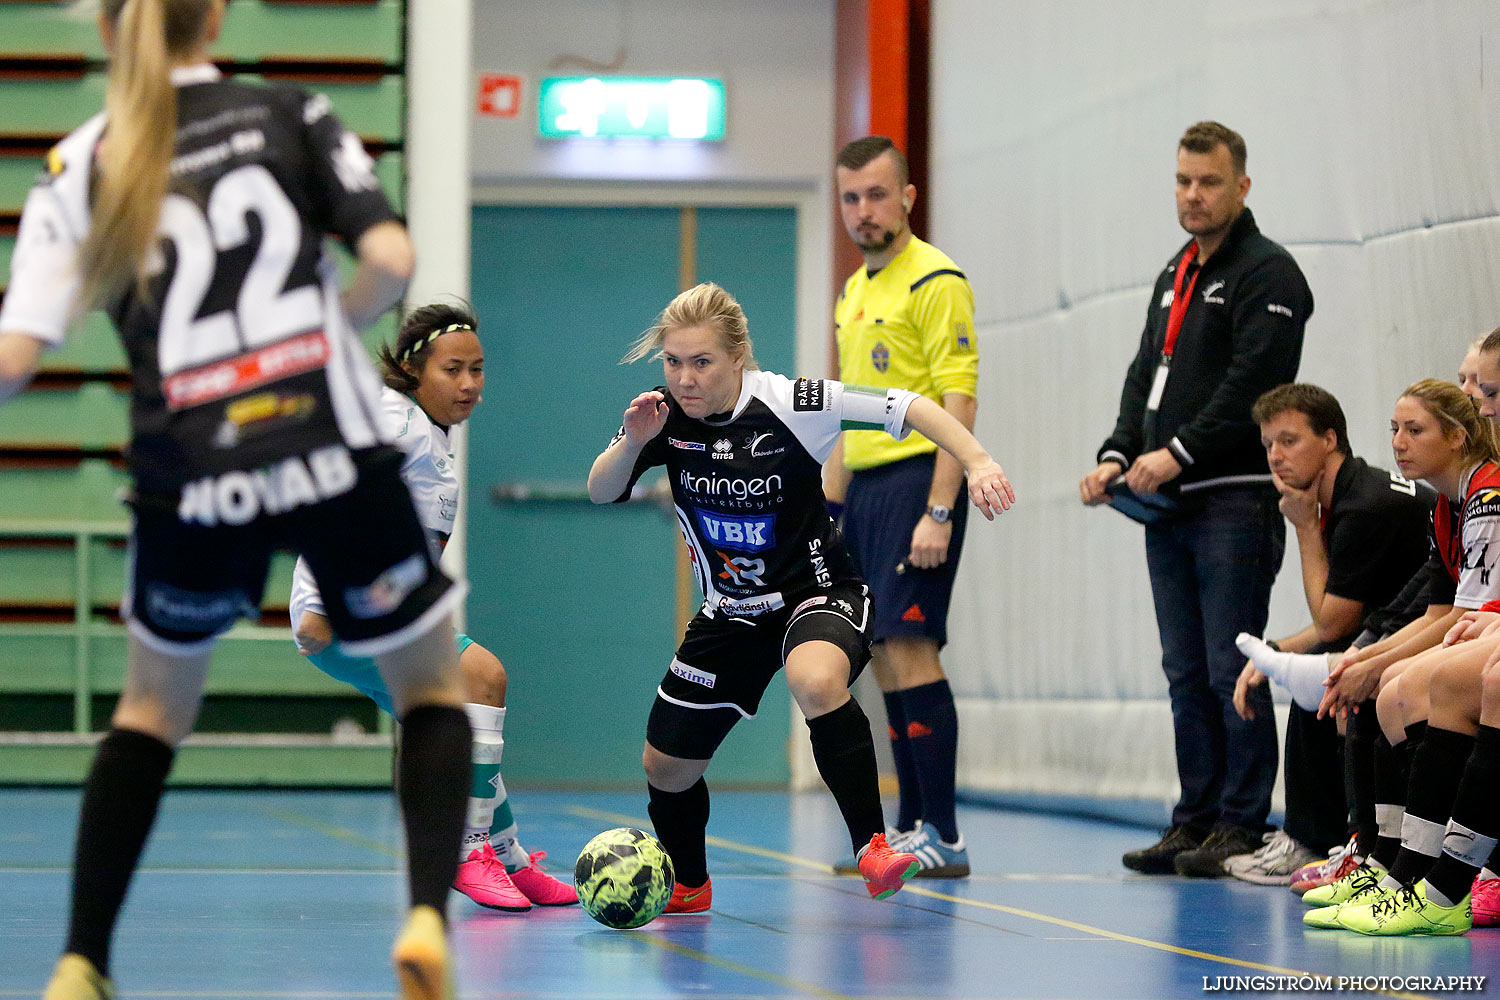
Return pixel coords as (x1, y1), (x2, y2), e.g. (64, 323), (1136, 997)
(843, 451), (968, 647)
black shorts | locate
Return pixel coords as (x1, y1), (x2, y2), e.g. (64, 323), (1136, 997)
(647, 581), (872, 760)
(124, 445), (462, 657)
(844, 451), (968, 646)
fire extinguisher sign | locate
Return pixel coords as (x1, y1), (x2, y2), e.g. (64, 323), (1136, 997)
(477, 74), (523, 118)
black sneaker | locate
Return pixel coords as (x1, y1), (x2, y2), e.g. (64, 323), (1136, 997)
(1173, 823), (1264, 878)
(1123, 824), (1206, 874)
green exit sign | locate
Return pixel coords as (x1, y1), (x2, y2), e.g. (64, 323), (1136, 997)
(538, 77), (726, 140)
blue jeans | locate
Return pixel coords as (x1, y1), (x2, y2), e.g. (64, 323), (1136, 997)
(1144, 486), (1283, 830)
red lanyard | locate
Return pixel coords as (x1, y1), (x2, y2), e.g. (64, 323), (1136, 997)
(1162, 242), (1201, 359)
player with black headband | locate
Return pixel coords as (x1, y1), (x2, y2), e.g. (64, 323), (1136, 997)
(587, 282), (1015, 912)
(0, 2), (470, 997)
(290, 302), (578, 914)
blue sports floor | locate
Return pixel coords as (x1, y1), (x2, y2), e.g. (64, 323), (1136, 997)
(1, 788), (1493, 999)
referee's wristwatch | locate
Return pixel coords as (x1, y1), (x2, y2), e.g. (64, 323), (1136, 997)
(925, 504), (952, 524)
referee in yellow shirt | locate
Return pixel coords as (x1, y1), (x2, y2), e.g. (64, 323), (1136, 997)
(826, 136), (977, 878)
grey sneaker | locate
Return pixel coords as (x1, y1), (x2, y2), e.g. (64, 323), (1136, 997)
(902, 820), (971, 878)
(1224, 829), (1321, 885)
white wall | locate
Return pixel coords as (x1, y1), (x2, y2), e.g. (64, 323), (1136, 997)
(930, 0), (1500, 810)
(471, 0), (837, 188)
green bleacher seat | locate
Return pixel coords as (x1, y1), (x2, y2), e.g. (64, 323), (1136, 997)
(0, 0), (401, 64)
(0, 74), (106, 139)
(0, 459), (126, 522)
(0, 155), (41, 216)
(0, 382), (128, 451)
(376, 151), (403, 212)
(0, 622), (335, 697)
(0, 538), (79, 608)
(38, 313), (128, 375)
(0, 2), (105, 61)
(213, 0), (403, 63)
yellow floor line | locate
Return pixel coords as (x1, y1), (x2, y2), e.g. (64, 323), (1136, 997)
(254, 806), (401, 860)
(640, 936), (857, 1000)
(567, 804), (1435, 1000)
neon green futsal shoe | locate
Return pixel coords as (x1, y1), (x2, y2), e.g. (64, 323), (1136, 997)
(1302, 860), (1385, 907)
(1336, 881), (1472, 936)
(1304, 869), (1391, 929)
(43, 955), (115, 1000)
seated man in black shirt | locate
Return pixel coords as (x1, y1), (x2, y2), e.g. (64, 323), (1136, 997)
(1229, 384), (1435, 883)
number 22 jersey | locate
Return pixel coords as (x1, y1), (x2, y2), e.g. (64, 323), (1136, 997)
(611, 370), (919, 619)
(0, 66), (398, 492)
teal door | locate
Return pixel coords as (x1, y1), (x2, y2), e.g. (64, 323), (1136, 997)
(467, 204), (798, 786)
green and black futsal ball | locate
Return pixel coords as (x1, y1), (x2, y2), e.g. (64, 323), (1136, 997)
(574, 827), (675, 928)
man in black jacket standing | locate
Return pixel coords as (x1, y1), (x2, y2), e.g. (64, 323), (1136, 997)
(1079, 121), (1314, 876)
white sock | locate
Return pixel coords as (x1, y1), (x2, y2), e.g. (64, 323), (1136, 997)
(1234, 633), (1333, 712)
(461, 703), (516, 863)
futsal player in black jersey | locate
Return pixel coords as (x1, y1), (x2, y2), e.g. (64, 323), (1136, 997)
(0, 3), (469, 998)
(588, 283), (1013, 911)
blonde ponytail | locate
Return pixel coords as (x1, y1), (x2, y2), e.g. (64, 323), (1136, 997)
(80, 0), (214, 307)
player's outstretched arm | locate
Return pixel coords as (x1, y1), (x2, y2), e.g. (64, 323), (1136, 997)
(588, 391), (668, 503)
(0, 332), (43, 405)
(901, 395), (1014, 519)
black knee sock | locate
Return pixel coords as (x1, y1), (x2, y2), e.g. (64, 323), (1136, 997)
(899, 680), (960, 843)
(397, 705), (471, 919)
(883, 690), (921, 833)
(648, 778), (710, 888)
(1372, 725), (1420, 869)
(1426, 725), (1500, 906)
(64, 728), (176, 975)
(1388, 725), (1473, 887)
(807, 698), (885, 853)
(1348, 705), (1380, 856)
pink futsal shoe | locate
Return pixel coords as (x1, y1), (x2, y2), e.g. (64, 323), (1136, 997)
(507, 850), (579, 906)
(454, 843), (531, 911)
(858, 832), (920, 900)
(1471, 875), (1500, 928)
(1290, 836), (1362, 896)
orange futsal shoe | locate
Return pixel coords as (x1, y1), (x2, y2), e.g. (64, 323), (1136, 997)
(858, 832), (920, 900)
(663, 876), (712, 914)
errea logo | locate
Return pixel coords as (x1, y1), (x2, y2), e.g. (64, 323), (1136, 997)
(712, 439), (734, 460)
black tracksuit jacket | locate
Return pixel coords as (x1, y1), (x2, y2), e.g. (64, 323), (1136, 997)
(1098, 208), (1314, 500)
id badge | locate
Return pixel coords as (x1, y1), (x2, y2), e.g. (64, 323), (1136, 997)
(1146, 360), (1170, 412)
